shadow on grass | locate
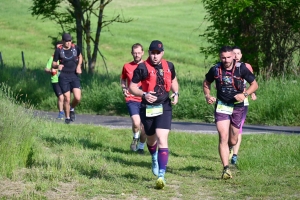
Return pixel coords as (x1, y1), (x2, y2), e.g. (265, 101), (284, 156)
(0, 64), (128, 115)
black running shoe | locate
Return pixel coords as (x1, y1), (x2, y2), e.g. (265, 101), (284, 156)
(70, 110), (76, 121)
(137, 149), (144, 155)
(65, 118), (71, 124)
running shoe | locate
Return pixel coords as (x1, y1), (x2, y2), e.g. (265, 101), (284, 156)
(137, 149), (144, 155)
(130, 138), (139, 151)
(70, 110), (76, 121)
(65, 118), (71, 124)
(231, 155), (238, 165)
(221, 168), (232, 180)
(229, 146), (233, 160)
(156, 177), (166, 189)
(57, 111), (65, 120)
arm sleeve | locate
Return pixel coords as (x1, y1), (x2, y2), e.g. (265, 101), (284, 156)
(132, 63), (147, 83)
(205, 67), (216, 83)
(167, 61), (176, 80)
(53, 49), (60, 62)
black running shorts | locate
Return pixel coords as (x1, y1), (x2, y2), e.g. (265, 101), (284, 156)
(59, 72), (81, 93)
(52, 82), (63, 97)
(140, 102), (172, 136)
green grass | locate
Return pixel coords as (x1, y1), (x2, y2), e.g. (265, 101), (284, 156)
(1, 1), (300, 199)
(1, 0), (300, 126)
(0, 89), (299, 199)
(0, 0), (210, 75)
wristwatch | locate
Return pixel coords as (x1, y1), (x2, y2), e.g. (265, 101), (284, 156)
(173, 92), (179, 97)
(243, 92), (249, 97)
(142, 92), (147, 99)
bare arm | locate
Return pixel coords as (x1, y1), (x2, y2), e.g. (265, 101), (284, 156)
(76, 53), (83, 74)
(203, 79), (216, 104)
(129, 82), (143, 97)
(245, 80), (258, 95)
(235, 80), (259, 102)
(120, 78), (129, 96)
(170, 76), (179, 105)
(129, 82), (157, 104)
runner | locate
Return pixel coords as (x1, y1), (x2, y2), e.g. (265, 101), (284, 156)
(120, 43), (147, 154)
(45, 41), (64, 119)
(129, 40), (179, 189)
(52, 33), (82, 124)
(230, 46), (257, 164)
(203, 46), (258, 179)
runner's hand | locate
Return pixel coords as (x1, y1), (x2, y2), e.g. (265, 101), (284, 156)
(58, 64), (64, 71)
(171, 95), (178, 105)
(76, 66), (82, 74)
(123, 89), (129, 97)
(144, 91), (157, 103)
(205, 95), (216, 104)
(234, 93), (245, 103)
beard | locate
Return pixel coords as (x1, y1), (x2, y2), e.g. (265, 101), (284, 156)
(134, 57), (142, 63)
(224, 61), (233, 68)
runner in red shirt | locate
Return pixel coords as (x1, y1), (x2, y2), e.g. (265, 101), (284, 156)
(120, 43), (147, 154)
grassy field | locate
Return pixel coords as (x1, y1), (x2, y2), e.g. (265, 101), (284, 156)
(0, 86), (299, 199)
(0, 0), (211, 75)
(0, 1), (300, 197)
(1, 0), (300, 127)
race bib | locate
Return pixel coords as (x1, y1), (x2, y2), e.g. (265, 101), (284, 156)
(146, 104), (163, 117)
(244, 97), (249, 106)
(216, 100), (234, 115)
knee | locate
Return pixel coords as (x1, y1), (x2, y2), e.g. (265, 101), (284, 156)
(64, 96), (71, 103)
(229, 138), (238, 146)
(58, 95), (64, 102)
(73, 95), (81, 102)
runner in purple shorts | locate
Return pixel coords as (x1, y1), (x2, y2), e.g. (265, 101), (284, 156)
(230, 46), (257, 165)
(203, 46), (258, 179)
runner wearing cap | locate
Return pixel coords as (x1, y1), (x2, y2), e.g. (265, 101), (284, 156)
(129, 40), (180, 189)
(52, 33), (82, 124)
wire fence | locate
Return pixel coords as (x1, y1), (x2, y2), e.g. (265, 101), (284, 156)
(0, 51), (26, 71)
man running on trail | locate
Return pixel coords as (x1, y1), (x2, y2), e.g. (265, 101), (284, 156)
(129, 40), (179, 189)
(120, 43), (147, 154)
(203, 46), (258, 179)
(52, 33), (82, 124)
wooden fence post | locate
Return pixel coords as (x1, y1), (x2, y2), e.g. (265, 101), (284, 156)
(0, 52), (3, 68)
(22, 51), (26, 71)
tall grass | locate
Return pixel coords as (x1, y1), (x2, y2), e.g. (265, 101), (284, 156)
(0, 83), (36, 178)
(0, 99), (298, 198)
(1, 64), (300, 126)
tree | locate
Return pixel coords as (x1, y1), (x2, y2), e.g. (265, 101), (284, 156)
(30, 0), (132, 74)
(200, 0), (300, 76)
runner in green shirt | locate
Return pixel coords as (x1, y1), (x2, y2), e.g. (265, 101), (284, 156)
(44, 41), (64, 119)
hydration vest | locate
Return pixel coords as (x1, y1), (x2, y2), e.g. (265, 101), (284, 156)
(142, 58), (172, 92)
(214, 61), (244, 92)
(57, 44), (78, 64)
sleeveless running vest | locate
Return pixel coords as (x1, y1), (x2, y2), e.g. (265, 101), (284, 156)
(214, 61), (245, 92)
(142, 58), (172, 92)
(57, 44), (78, 64)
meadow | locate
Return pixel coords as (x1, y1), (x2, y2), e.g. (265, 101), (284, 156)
(0, 0), (300, 199)
(1, 0), (300, 126)
(0, 86), (300, 199)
